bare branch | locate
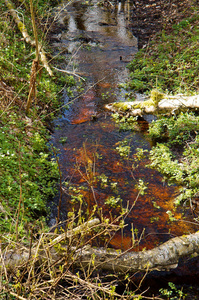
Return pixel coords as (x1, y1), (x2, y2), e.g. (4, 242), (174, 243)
(4, 0), (53, 76)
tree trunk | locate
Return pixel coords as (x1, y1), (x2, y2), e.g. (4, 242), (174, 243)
(2, 218), (199, 274)
(106, 94), (199, 117)
(74, 231), (199, 273)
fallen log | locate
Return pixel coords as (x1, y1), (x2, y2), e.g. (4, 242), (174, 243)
(75, 231), (199, 273)
(1, 218), (199, 274)
(1, 218), (101, 270)
(106, 93), (199, 117)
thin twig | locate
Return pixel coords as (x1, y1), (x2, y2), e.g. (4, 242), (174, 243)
(10, 291), (27, 300)
(15, 142), (23, 242)
(53, 66), (86, 81)
(4, 0), (53, 76)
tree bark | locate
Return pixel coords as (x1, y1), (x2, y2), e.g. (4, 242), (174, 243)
(2, 218), (199, 274)
(106, 94), (199, 117)
(74, 231), (199, 273)
(4, 0), (53, 76)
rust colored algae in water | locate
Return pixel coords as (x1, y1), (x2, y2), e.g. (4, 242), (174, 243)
(50, 0), (197, 251)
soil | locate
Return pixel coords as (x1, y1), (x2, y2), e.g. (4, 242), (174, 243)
(129, 0), (198, 48)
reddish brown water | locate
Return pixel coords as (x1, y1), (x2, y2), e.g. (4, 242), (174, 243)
(49, 0), (197, 252)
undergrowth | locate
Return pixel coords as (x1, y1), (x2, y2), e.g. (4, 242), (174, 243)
(0, 111), (59, 237)
(118, 2), (199, 210)
(148, 112), (199, 205)
(126, 8), (199, 94)
(0, 0), (76, 238)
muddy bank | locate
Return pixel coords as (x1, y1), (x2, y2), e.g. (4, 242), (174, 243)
(130, 0), (195, 48)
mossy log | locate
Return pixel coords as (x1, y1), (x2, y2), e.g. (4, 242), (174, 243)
(2, 218), (100, 270)
(76, 231), (199, 273)
(4, 0), (53, 76)
(106, 94), (199, 117)
(2, 218), (199, 274)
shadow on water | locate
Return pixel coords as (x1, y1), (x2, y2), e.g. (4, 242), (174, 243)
(49, 0), (198, 253)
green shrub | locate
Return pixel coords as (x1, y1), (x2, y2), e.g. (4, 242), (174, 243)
(149, 112), (199, 147)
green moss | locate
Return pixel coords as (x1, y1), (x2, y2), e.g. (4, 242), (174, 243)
(17, 21), (26, 32)
(150, 89), (164, 106)
(113, 102), (130, 111)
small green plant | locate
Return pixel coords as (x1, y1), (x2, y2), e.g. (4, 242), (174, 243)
(134, 148), (148, 161)
(116, 144), (131, 158)
(166, 211), (176, 222)
(110, 182), (118, 193)
(159, 282), (186, 299)
(135, 179), (148, 195)
(150, 216), (159, 223)
(98, 173), (108, 188)
(105, 195), (122, 208)
(59, 136), (68, 144)
(112, 112), (139, 132)
(152, 201), (161, 210)
(84, 44), (91, 51)
(116, 139), (131, 159)
(150, 88), (164, 106)
(101, 92), (110, 100)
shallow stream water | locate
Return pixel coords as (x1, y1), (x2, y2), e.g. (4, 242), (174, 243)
(48, 1), (199, 294)
(49, 0), (197, 248)
(49, 1), (199, 292)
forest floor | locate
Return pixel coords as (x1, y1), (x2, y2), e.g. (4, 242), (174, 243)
(130, 0), (197, 48)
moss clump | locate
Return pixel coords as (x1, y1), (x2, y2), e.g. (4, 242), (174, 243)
(113, 102), (130, 111)
(150, 89), (164, 106)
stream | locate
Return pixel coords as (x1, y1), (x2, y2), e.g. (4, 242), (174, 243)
(48, 0), (199, 296)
